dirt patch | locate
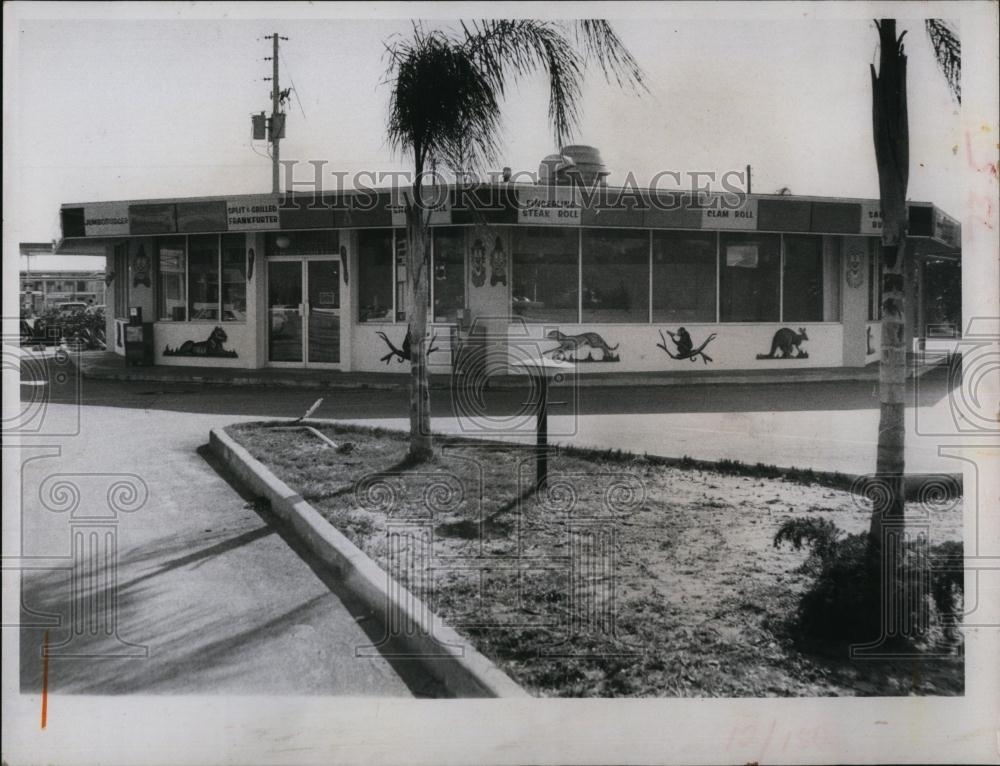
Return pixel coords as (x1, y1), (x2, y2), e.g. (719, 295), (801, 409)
(228, 422), (964, 697)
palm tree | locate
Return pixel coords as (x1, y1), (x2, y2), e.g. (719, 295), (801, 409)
(384, 20), (644, 461)
(867, 19), (960, 574)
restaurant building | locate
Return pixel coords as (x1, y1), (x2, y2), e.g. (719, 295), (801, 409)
(55, 153), (961, 375)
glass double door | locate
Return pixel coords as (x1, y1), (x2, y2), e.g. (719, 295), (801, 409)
(267, 256), (341, 366)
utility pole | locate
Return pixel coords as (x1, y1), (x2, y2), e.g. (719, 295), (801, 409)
(270, 33), (280, 194)
(257, 33), (288, 194)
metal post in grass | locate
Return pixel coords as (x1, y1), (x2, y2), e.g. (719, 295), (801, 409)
(512, 356), (574, 490)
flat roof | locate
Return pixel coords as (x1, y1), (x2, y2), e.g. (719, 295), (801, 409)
(56, 184), (960, 254)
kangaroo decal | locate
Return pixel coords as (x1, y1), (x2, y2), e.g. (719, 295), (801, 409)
(376, 327), (439, 364)
(657, 328), (717, 364)
(164, 326), (238, 358)
(756, 327), (809, 359)
(545, 330), (620, 362)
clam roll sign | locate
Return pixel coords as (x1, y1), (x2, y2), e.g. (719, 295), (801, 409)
(226, 195), (280, 230)
(517, 186), (581, 225)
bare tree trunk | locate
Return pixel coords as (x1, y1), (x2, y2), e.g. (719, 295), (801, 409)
(869, 19), (909, 550)
(405, 200), (433, 462)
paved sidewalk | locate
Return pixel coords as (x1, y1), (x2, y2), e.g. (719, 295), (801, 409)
(73, 349), (942, 390)
(16, 403), (435, 696)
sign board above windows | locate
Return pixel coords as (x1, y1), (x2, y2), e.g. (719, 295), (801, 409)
(388, 196), (451, 227)
(227, 195), (280, 230)
(701, 197), (757, 230)
(933, 208), (960, 249)
(861, 203), (883, 235)
(516, 186), (581, 225)
(83, 202), (130, 236)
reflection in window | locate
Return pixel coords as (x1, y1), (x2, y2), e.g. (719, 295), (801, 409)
(221, 234), (247, 322)
(652, 231), (716, 323)
(358, 229), (394, 322)
(512, 228), (579, 323)
(581, 229), (649, 323)
(719, 233), (780, 322)
(157, 237), (186, 321)
(432, 228), (466, 322)
(188, 235), (220, 321)
(783, 235), (824, 322)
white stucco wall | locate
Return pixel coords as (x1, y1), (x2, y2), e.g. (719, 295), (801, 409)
(153, 321), (255, 367)
(348, 320), (843, 373)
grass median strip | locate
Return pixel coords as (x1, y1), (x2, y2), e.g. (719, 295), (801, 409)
(227, 421), (963, 698)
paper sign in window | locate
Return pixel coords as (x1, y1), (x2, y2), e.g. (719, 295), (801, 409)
(726, 245), (759, 268)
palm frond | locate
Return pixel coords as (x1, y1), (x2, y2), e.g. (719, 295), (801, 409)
(925, 19), (961, 104)
(574, 20), (647, 93)
(385, 18), (645, 175)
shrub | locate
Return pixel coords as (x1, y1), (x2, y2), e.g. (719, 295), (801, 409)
(774, 518), (963, 646)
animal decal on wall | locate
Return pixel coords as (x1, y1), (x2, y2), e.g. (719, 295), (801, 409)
(756, 327), (809, 359)
(656, 328), (717, 364)
(163, 326), (238, 358)
(867, 326), (876, 355)
(545, 330), (620, 363)
(490, 237), (507, 286)
(470, 238), (487, 287)
(375, 327), (439, 364)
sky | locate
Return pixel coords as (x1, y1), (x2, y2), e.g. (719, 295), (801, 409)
(5, 4), (968, 244)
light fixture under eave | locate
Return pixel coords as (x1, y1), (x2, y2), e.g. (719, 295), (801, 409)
(275, 234), (291, 250)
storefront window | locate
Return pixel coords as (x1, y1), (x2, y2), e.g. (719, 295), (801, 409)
(221, 234), (247, 321)
(652, 231), (716, 323)
(188, 235), (220, 321)
(581, 229), (649, 323)
(157, 237), (186, 321)
(719, 233), (780, 322)
(512, 228), (579, 323)
(358, 229), (394, 322)
(432, 228), (466, 323)
(782, 235), (824, 322)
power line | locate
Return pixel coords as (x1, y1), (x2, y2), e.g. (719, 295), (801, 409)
(279, 50), (307, 120)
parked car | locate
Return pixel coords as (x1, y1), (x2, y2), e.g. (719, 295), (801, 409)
(85, 304), (106, 315)
(55, 302), (88, 317)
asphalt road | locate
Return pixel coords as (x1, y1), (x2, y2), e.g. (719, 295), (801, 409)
(23, 357), (953, 421)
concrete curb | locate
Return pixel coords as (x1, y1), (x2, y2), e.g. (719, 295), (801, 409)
(208, 426), (530, 699)
(77, 355), (948, 390)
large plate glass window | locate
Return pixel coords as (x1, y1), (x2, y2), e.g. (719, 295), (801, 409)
(358, 229), (394, 322)
(782, 235), (824, 322)
(719, 233), (780, 322)
(156, 237), (186, 321)
(511, 227), (579, 323)
(432, 228), (466, 322)
(221, 234), (247, 321)
(581, 229), (649, 323)
(652, 231), (717, 323)
(188, 235), (220, 321)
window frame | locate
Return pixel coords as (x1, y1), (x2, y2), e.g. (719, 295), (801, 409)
(156, 234), (247, 323)
(356, 228), (395, 323)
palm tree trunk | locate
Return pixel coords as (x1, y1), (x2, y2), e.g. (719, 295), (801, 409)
(405, 201), (433, 462)
(869, 19), (909, 552)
